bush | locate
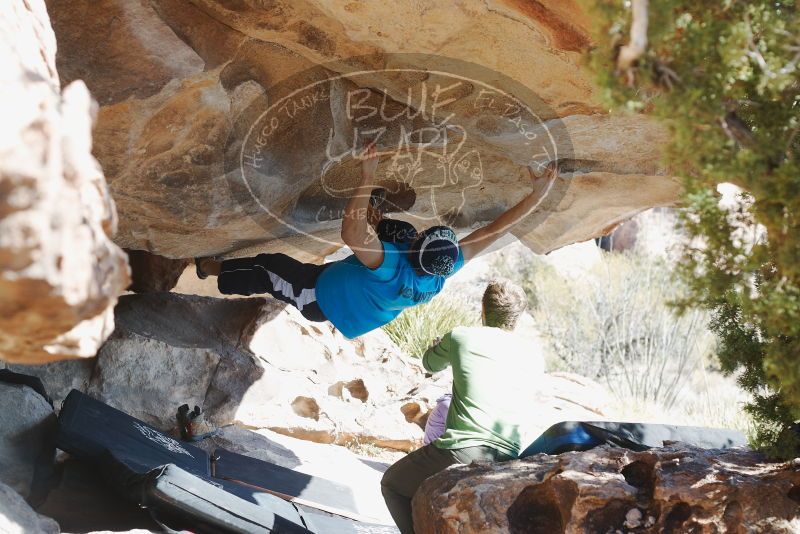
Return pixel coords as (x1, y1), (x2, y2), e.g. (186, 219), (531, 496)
(381, 295), (478, 358)
(501, 252), (715, 412)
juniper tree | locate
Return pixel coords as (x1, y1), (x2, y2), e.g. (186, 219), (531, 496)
(584, 0), (799, 456)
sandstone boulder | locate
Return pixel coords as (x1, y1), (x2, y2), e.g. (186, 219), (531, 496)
(234, 302), (440, 451)
(2, 360), (95, 408)
(44, 0), (680, 264)
(0, 0), (129, 364)
(0, 382), (56, 504)
(88, 293), (265, 430)
(0, 481), (59, 534)
(413, 444), (800, 533)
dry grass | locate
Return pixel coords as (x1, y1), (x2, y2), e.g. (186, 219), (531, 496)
(496, 248), (754, 436)
(381, 294), (478, 358)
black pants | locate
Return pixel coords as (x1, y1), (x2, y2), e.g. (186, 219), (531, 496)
(218, 253), (328, 322)
(381, 444), (513, 533)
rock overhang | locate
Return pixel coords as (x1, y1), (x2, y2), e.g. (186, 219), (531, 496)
(45, 0), (679, 261)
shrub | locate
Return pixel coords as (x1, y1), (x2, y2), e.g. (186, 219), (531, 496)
(584, 0), (799, 456)
(502, 252), (715, 411)
(382, 295), (478, 358)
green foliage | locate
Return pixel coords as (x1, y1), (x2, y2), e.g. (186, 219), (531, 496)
(381, 295), (478, 358)
(584, 0), (800, 456)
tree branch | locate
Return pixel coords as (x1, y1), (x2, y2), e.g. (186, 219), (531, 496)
(720, 112), (756, 149)
(617, 0), (649, 85)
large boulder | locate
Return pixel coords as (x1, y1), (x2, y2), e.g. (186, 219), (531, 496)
(0, 382), (56, 504)
(0, 481), (59, 534)
(0, 0), (129, 364)
(413, 444), (800, 533)
(43, 0), (680, 264)
(235, 303), (438, 450)
(88, 293), (265, 430)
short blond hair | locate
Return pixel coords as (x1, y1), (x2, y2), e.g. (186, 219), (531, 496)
(482, 279), (527, 331)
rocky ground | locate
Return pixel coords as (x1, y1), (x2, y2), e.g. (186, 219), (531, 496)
(4, 352), (800, 533)
(0, 0), (129, 365)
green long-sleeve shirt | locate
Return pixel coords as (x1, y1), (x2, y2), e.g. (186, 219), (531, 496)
(423, 325), (540, 457)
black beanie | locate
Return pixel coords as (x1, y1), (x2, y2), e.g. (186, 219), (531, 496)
(410, 226), (459, 276)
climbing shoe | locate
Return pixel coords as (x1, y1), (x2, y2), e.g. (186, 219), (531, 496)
(177, 404), (218, 442)
(194, 257), (208, 280)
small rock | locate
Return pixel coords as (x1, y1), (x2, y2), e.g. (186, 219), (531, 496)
(624, 508), (642, 529)
(125, 249), (190, 293)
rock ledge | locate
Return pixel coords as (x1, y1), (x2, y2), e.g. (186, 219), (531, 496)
(413, 444), (800, 533)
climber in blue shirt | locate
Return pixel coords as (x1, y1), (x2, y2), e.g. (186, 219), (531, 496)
(196, 143), (557, 339)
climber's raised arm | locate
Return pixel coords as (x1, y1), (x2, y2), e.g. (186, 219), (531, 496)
(341, 142), (384, 269)
(458, 162), (558, 262)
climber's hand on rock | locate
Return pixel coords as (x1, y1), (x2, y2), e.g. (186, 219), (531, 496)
(527, 161), (558, 201)
(460, 161), (558, 263)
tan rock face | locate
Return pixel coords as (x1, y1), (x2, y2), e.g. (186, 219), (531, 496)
(45, 0), (679, 261)
(0, 0), (129, 364)
(236, 300), (445, 451)
(413, 444), (800, 534)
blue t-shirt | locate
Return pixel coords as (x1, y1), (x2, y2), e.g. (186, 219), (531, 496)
(316, 242), (464, 338)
